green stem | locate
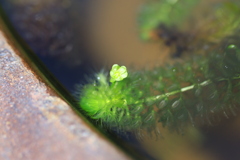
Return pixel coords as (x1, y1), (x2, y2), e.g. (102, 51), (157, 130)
(145, 76), (240, 104)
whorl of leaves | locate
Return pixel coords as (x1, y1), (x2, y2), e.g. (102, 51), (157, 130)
(80, 43), (240, 133)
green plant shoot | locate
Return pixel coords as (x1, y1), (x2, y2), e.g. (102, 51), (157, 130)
(110, 64), (128, 83)
(79, 0), (240, 134)
(79, 44), (240, 133)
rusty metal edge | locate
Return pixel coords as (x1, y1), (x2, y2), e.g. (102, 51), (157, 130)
(0, 9), (133, 160)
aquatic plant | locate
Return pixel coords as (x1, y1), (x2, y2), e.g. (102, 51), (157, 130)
(138, 0), (200, 40)
(79, 43), (240, 133)
(138, 1), (240, 57)
(79, 0), (240, 134)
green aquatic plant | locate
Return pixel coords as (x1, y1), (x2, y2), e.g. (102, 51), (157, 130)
(79, 0), (240, 134)
(138, 1), (240, 45)
(79, 44), (240, 133)
(110, 64), (128, 83)
(138, 0), (200, 40)
(198, 1), (240, 43)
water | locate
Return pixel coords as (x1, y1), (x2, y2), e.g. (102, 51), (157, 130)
(1, 0), (240, 159)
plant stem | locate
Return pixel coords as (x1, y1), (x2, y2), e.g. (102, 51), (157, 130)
(145, 76), (240, 104)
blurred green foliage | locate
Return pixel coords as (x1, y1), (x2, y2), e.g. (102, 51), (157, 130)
(138, 0), (200, 40)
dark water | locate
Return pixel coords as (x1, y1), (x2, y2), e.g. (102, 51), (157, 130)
(0, 0), (94, 92)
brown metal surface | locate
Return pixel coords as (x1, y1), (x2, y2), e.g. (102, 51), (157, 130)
(0, 23), (130, 160)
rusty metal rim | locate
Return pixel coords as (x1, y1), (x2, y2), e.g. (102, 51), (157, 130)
(0, 6), (139, 160)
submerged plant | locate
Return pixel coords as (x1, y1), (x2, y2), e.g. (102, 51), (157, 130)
(79, 0), (240, 135)
(139, 0), (240, 41)
(138, 0), (200, 40)
(79, 44), (240, 133)
(138, 1), (240, 57)
(195, 1), (240, 44)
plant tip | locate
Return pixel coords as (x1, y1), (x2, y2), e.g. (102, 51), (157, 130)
(110, 64), (128, 83)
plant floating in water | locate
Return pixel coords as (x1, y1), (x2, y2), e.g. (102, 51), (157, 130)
(79, 44), (240, 133)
